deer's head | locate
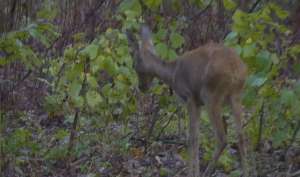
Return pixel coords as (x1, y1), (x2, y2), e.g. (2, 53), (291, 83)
(126, 25), (156, 92)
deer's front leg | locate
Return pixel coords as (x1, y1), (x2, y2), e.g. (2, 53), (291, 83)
(187, 99), (200, 177)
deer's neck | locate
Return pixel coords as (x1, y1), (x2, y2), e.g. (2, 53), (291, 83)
(147, 54), (177, 87)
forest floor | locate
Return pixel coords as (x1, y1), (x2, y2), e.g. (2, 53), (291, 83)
(3, 111), (299, 177)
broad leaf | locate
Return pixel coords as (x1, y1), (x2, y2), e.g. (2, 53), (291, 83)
(155, 43), (169, 59)
(242, 43), (256, 58)
(100, 57), (116, 75)
(269, 3), (289, 20)
(69, 80), (82, 98)
(256, 50), (271, 71)
(170, 32), (184, 49)
(118, 0), (141, 16)
(224, 31), (238, 46)
(247, 74), (267, 87)
(86, 90), (103, 108)
(87, 75), (98, 88)
(144, 0), (162, 9)
(280, 89), (296, 107)
(224, 0), (237, 11)
(82, 44), (98, 60)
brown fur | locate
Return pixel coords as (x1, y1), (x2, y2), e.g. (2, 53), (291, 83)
(127, 26), (248, 177)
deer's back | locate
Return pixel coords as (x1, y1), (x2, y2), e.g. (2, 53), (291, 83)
(173, 43), (247, 104)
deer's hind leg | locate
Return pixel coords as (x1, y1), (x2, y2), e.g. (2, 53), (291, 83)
(203, 91), (227, 177)
(187, 99), (201, 177)
(230, 92), (249, 177)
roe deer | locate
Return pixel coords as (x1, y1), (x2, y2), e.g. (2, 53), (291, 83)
(126, 26), (248, 177)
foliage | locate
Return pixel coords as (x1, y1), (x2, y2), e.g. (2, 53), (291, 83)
(0, 22), (59, 68)
(1, 0), (299, 176)
(225, 2), (299, 148)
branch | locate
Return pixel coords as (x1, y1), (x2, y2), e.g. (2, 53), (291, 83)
(156, 107), (180, 140)
(9, 0), (17, 29)
(188, 0), (213, 21)
(255, 100), (265, 151)
(1, 69), (32, 103)
(291, 170), (300, 177)
(67, 57), (89, 162)
(285, 119), (300, 157)
(67, 108), (80, 155)
(248, 0), (262, 13)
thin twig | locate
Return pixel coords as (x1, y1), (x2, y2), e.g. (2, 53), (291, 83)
(188, 0), (213, 21)
(248, 0), (262, 13)
(67, 108), (80, 155)
(256, 100), (265, 151)
(285, 119), (300, 157)
(147, 99), (160, 140)
(290, 170), (300, 177)
(156, 107), (180, 140)
(286, 164), (293, 177)
(67, 57), (89, 159)
(174, 167), (187, 177)
(1, 69), (32, 102)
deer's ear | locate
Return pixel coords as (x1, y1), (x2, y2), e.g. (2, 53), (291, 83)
(140, 25), (156, 54)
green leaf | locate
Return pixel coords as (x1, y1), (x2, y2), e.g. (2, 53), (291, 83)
(73, 96), (84, 108)
(232, 10), (248, 32)
(269, 3), (289, 20)
(54, 129), (68, 140)
(242, 43), (256, 58)
(66, 63), (84, 81)
(118, 0), (141, 16)
(272, 130), (286, 147)
(69, 80), (82, 98)
(155, 43), (169, 59)
(144, 0), (162, 9)
(64, 47), (77, 60)
(289, 44), (300, 58)
(0, 57), (8, 66)
(189, 0), (205, 8)
(154, 29), (167, 41)
(229, 169), (243, 177)
(294, 82), (300, 98)
(292, 63), (300, 75)
(82, 44), (98, 60)
(233, 45), (242, 56)
(247, 74), (267, 87)
(256, 50), (271, 71)
(72, 32), (85, 42)
(27, 24), (50, 47)
(86, 91), (103, 108)
(170, 32), (184, 49)
(291, 100), (300, 116)
(224, 31), (238, 45)
(37, 3), (57, 20)
(91, 56), (103, 73)
(224, 0), (237, 11)
(280, 89), (296, 107)
(152, 84), (164, 95)
(44, 146), (68, 160)
(271, 53), (279, 65)
(100, 57), (116, 75)
(87, 75), (98, 88)
(116, 46), (128, 57)
(168, 49), (177, 60)
(102, 83), (112, 97)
